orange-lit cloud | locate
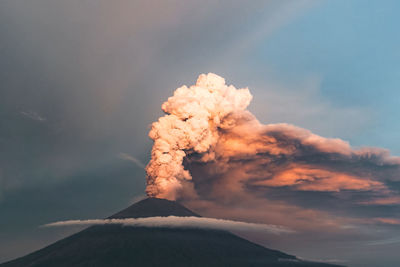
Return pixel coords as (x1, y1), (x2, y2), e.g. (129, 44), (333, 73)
(374, 218), (400, 225)
(359, 196), (400, 205)
(252, 165), (384, 192)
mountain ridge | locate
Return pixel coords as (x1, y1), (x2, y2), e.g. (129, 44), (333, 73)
(1, 197), (345, 267)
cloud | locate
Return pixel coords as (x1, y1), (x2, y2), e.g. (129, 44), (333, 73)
(145, 73), (400, 200)
(296, 257), (347, 265)
(359, 196), (400, 205)
(2, 1), (400, 265)
(20, 110), (46, 122)
(142, 73), (400, 252)
(43, 216), (293, 234)
(251, 165), (383, 192)
(0, 2), (331, 263)
(118, 153), (146, 169)
(367, 236), (400, 246)
(373, 218), (400, 225)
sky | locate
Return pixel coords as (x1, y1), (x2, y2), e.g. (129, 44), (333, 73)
(0, 1), (399, 266)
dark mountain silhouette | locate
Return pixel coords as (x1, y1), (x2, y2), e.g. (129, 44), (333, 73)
(1, 198), (345, 267)
(109, 197), (200, 219)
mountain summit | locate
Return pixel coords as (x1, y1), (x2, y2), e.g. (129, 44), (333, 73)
(1, 198), (344, 267)
(109, 197), (200, 219)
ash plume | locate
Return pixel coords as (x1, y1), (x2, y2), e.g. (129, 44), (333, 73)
(146, 73), (400, 201)
(146, 73), (253, 199)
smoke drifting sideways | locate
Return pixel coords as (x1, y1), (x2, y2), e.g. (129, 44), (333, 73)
(146, 73), (400, 203)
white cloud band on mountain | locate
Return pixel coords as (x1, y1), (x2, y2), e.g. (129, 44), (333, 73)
(43, 216), (293, 234)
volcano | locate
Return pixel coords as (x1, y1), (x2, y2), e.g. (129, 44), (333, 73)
(1, 198), (344, 267)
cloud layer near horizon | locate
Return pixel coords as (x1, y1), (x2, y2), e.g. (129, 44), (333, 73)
(43, 216), (292, 234)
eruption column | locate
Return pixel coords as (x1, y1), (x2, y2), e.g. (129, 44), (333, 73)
(145, 73), (252, 200)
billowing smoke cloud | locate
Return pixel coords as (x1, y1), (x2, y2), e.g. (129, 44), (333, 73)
(146, 73), (253, 199)
(43, 216), (292, 234)
(146, 73), (400, 201)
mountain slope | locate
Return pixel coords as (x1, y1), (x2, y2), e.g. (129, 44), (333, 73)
(109, 197), (200, 218)
(1, 198), (345, 267)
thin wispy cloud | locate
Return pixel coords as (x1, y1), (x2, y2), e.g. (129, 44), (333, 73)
(367, 237), (400, 246)
(359, 196), (400, 205)
(43, 216), (293, 234)
(373, 218), (400, 225)
(20, 110), (46, 122)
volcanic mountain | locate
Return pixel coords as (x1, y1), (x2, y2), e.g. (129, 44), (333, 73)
(1, 198), (344, 267)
